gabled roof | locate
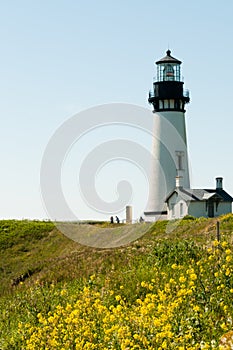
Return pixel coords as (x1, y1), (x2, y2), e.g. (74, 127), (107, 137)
(166, 187), (233, 203)
(205, 188), (233, 202)
(202, 192), (217, 200)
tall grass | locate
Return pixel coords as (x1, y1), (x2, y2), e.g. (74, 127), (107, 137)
(0, 215), (233, 349)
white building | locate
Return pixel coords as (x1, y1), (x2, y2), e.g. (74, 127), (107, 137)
(144, 50), (190, 222)
(166, 177), (233, 220)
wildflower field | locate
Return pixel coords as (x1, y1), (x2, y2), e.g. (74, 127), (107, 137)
(1, 215), (233, 349)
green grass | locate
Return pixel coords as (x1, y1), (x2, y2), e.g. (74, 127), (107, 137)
(1, 215), (233, 348)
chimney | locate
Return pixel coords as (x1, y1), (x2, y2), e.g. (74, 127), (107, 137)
(176, 176), (183, 188)
(216, 177), (223, 190)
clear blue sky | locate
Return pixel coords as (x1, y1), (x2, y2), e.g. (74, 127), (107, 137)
(1, 0), (233, 220)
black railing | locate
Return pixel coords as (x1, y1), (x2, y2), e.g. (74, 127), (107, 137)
(149, 90), (155, 99)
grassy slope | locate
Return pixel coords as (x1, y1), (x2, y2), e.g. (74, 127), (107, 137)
(0, 217), (229, 296)
(0, 218), (215, 296)
(1, 215), (233, 348)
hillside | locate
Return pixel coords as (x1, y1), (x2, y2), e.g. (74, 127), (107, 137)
(1, 215), (233, 349)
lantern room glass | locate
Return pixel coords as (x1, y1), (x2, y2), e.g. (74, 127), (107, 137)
(157, 63), (181, 82)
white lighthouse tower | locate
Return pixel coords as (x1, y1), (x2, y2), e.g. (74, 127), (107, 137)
(144, 50), (190, 221)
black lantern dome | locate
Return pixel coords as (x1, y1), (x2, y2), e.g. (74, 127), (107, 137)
(148, 50), (190, 112)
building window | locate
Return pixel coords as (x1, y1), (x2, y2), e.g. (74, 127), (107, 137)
(180, 203), (183, 217)
(171, 203), (175, 217)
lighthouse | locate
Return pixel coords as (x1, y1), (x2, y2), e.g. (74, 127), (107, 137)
(144, 50), (190, 221)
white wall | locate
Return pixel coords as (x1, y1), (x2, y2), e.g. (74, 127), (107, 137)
(188, 201), (207, 218)
(214, 202), (232, 216)
(168, 199), (232, 220)
(189, 201), (232, 218)
(167, 192), (189, 220)
(145, 109), (190, 219)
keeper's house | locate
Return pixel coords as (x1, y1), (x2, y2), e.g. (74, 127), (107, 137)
(166, 177), (233, 220)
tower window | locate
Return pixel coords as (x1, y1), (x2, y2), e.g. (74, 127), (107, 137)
(178, 155), (182, 170)
(176, 151), (184, 170)
(174, 100), (182, 110)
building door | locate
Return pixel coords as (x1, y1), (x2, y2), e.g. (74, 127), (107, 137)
(208, 201), (214, 218)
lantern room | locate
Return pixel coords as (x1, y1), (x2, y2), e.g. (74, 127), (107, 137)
(148, 49), (190, 112)
(156, 49), (181, 82)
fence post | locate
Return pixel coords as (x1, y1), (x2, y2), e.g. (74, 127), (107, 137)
(216, 221), (220, 242)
